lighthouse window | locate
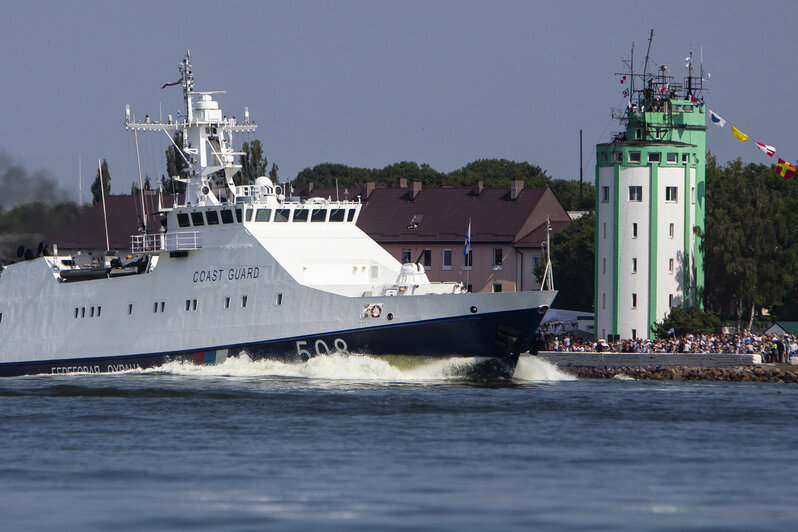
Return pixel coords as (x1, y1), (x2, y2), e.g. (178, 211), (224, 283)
(329, 209), (346, 222)
(632, 293), (638, 309)
(191, 212), (205, 226)
(629, 186), (643, 202)
(206, 211), (220, 225)
(311, 209), (327, 222)
(665, 186), (678, 202)
(632, 223), (638, 238)
(632, 258), (637, 273)
(648, 152), (661, 163)
(255, 208), (272, 222)
(669, 223), (675, 238)
(682, 153), (689, 163)
(629, 151), (641, 163)
(347, 209), (356, 222)
(615, 152), (623, 163)
(601, 186), (609, 203)
(292, 209), (309, 222)
(667, 152), (678, 163)
(221, 209), (235, 224)
(669, 258), (674, 273)
(274, 209), (290, 222)
(177, 213), (190, 227)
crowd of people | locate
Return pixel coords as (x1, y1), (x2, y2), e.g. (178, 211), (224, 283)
(542, 333), (798, 363)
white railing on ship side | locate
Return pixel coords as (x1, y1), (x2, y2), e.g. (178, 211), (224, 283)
(236, 184), (282, 202)
(130, 232), (202, 253)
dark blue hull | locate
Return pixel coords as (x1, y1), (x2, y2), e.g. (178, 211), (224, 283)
(0, 307), (545, 378)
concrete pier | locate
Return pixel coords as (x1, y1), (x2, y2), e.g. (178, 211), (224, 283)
(538, 351), (761, 369)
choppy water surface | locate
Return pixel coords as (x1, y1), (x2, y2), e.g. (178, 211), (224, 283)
(1, 354), (797, 531)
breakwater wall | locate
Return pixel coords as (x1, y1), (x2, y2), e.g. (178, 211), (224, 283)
(537, 351), (798, 382)
(561, 365), (798, 383)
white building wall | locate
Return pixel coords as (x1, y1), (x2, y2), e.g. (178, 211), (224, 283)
(617, 166), (651, 339)
(656, 166), (686, 321)
(596, 166), (614, 339)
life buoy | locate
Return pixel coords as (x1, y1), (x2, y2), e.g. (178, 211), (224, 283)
(370, 304), (382, 318)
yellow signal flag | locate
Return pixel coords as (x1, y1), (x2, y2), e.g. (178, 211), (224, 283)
(731, 126), (749, 142)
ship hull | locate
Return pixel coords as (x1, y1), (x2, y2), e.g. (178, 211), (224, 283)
(0, 306), (546, 378)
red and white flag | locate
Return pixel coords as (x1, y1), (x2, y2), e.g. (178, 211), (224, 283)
(659, 83), (669, 95)
(755, 142), (776, 157)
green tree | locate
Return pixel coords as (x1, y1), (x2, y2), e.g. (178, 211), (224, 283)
(534, 212), (595, 311)
(651, 306), (721, 338)
(702, 156), (798, 329)
(238, 139), (268, 185)
(91, 159), (111, 204)
(164, 131), (187, 194)
(269, 162), (279, 182)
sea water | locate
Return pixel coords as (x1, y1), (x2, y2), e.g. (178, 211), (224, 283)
(1, 354), (797, 531)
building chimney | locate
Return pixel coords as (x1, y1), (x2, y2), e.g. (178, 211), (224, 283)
(473, 180), (483, 196)
(397, 177), (408, 188)
(510, 179), (524, 200)
(363, 181), (375, 199)
(410, 180), (422, 200)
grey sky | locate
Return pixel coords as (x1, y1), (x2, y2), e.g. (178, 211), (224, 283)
(1, 0), (796, 200)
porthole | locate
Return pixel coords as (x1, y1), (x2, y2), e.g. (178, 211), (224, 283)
(470, 306), (478, 314)
(386, 312), (394, 321)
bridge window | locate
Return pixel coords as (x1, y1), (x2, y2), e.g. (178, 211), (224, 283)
(292, 209), (309, 222)
(329, 209), (346, 222)
(206, 210), (220, 225)
(190, 212), (205, 226)
(245, 208), (254, 222)
(177, 213), (190, 227)
(311, 209), (327, 222)
(221, 209), (235, 224)
(347, 209), (356, 222)
(274, 209), (290, 222)
(255, 208), (272, 222)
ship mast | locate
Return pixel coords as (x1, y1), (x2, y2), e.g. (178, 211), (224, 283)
(125, 52), (257, 209)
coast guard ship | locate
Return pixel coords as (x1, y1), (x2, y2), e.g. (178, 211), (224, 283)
(0, 53), (556, 377)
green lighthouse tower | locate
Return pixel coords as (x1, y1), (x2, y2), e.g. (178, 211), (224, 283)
(594, 47), (707, 341)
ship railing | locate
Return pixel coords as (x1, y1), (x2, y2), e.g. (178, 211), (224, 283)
(130, 231), (202, 253)
(235, 184), (282, 203)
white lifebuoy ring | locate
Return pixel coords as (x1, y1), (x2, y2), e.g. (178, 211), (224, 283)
(370, 304), (382, 318)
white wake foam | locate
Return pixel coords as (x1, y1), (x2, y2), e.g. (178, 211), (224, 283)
(140, 353), (576, 383)
(142, 353), (481, 382)
(514, 355), (577, 382)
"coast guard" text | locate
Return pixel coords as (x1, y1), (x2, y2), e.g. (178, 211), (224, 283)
(193, 267), (260, 283)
